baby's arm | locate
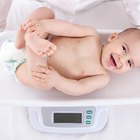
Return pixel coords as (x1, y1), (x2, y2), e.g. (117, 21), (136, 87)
(26, 19), (99, 38)
(56, 75), (110, 96)
(32, 66), (110, 96)
(15, 7), (55, 49)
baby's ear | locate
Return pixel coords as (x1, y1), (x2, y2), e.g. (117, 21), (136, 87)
(108, 33), (119, 42)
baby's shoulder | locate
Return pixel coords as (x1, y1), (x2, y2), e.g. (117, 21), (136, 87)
(85, 33), (101, 47)
(98, 67), (110, 80)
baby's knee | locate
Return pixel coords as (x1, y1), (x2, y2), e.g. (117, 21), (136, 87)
(37, 7), (55, 19)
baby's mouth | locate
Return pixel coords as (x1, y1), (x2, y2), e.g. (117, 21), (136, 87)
(110, 54), (117, 67)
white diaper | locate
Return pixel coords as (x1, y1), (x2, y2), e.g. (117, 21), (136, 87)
(0, 39), (26, 77)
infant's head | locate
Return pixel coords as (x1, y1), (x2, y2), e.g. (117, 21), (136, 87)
(101, 28), (140, 73)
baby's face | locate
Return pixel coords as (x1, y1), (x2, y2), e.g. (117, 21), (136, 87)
(101, 33), (140, 73)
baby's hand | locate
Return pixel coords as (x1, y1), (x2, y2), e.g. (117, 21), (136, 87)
(25, 20), (48, 38)
(18, 23), (28, 33)
(32, 65), (60, 88)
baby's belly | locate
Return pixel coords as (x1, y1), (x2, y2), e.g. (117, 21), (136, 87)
(48, 36), (96, 79)
(48, 55), (80, 79)
(48, 37), (78, 77)
(48, 54), (94, 80)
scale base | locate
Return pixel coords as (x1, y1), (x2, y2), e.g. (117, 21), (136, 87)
(28, 106), (109, 134)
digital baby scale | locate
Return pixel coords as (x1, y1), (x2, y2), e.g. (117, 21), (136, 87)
(28, 106), (109, 133)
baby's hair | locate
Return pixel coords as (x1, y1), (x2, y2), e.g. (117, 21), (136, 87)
(119, 27), (140, 38)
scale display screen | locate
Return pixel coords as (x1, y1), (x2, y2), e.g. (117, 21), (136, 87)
(54, 113), (82, 123)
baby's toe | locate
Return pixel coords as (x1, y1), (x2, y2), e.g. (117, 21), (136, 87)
(37, 51), (46, 57)
(50, 45), (57, 51)
(37, 51), (43, 56)
(47, 50), (54, 56)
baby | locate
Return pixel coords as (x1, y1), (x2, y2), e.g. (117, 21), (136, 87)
(2, 7), (140, 96)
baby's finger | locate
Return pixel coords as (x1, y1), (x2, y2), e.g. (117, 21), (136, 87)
(47, 50), (54, 56)
(35, 65), (49, 73)
(33, 75), (41, 82)
(27, 27), (35, 33)
(22, 24), (29, 30)
(22, 23), (29, 30)
(33, 76), (48, 87)
(32, 75), (46, 83)
(19, 25), (25, 32)
(25, 22), (35, 28)
(42, 52), (48, 57)
(32, 71), (47, 78)
(37, 51), (47, 57)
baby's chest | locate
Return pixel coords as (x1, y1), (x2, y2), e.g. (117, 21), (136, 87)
(61, 53), (102, 78)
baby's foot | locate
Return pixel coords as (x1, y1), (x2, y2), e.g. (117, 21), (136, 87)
(25, 33), (57, 57)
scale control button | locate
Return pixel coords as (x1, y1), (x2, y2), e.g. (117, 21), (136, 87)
(86, 120), (91, 124)
(86, 110), (93, 114)
(86, 115), (92, 119)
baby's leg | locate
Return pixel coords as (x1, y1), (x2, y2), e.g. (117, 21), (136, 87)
(18, 34), (51, 90)
(15, 7), (55, 50)
(16, 47), (50, 91)
(25, 33), (57, 57)
(25, 33), (48, 67)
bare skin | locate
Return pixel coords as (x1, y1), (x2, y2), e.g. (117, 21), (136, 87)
(15, 8), (110, 96)
(17, 24), (109, 95)
(15, 7), (55, 49)
(25, 32), (57, 57)
(13, 8), (140, 96)
(27, 32), (104, 79)
(22, 24), (140, 96)
(15, 7), (57, 89)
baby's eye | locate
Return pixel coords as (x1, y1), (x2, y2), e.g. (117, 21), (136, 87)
(128, 60), (132, 68)
(122, 45), (127, 54)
